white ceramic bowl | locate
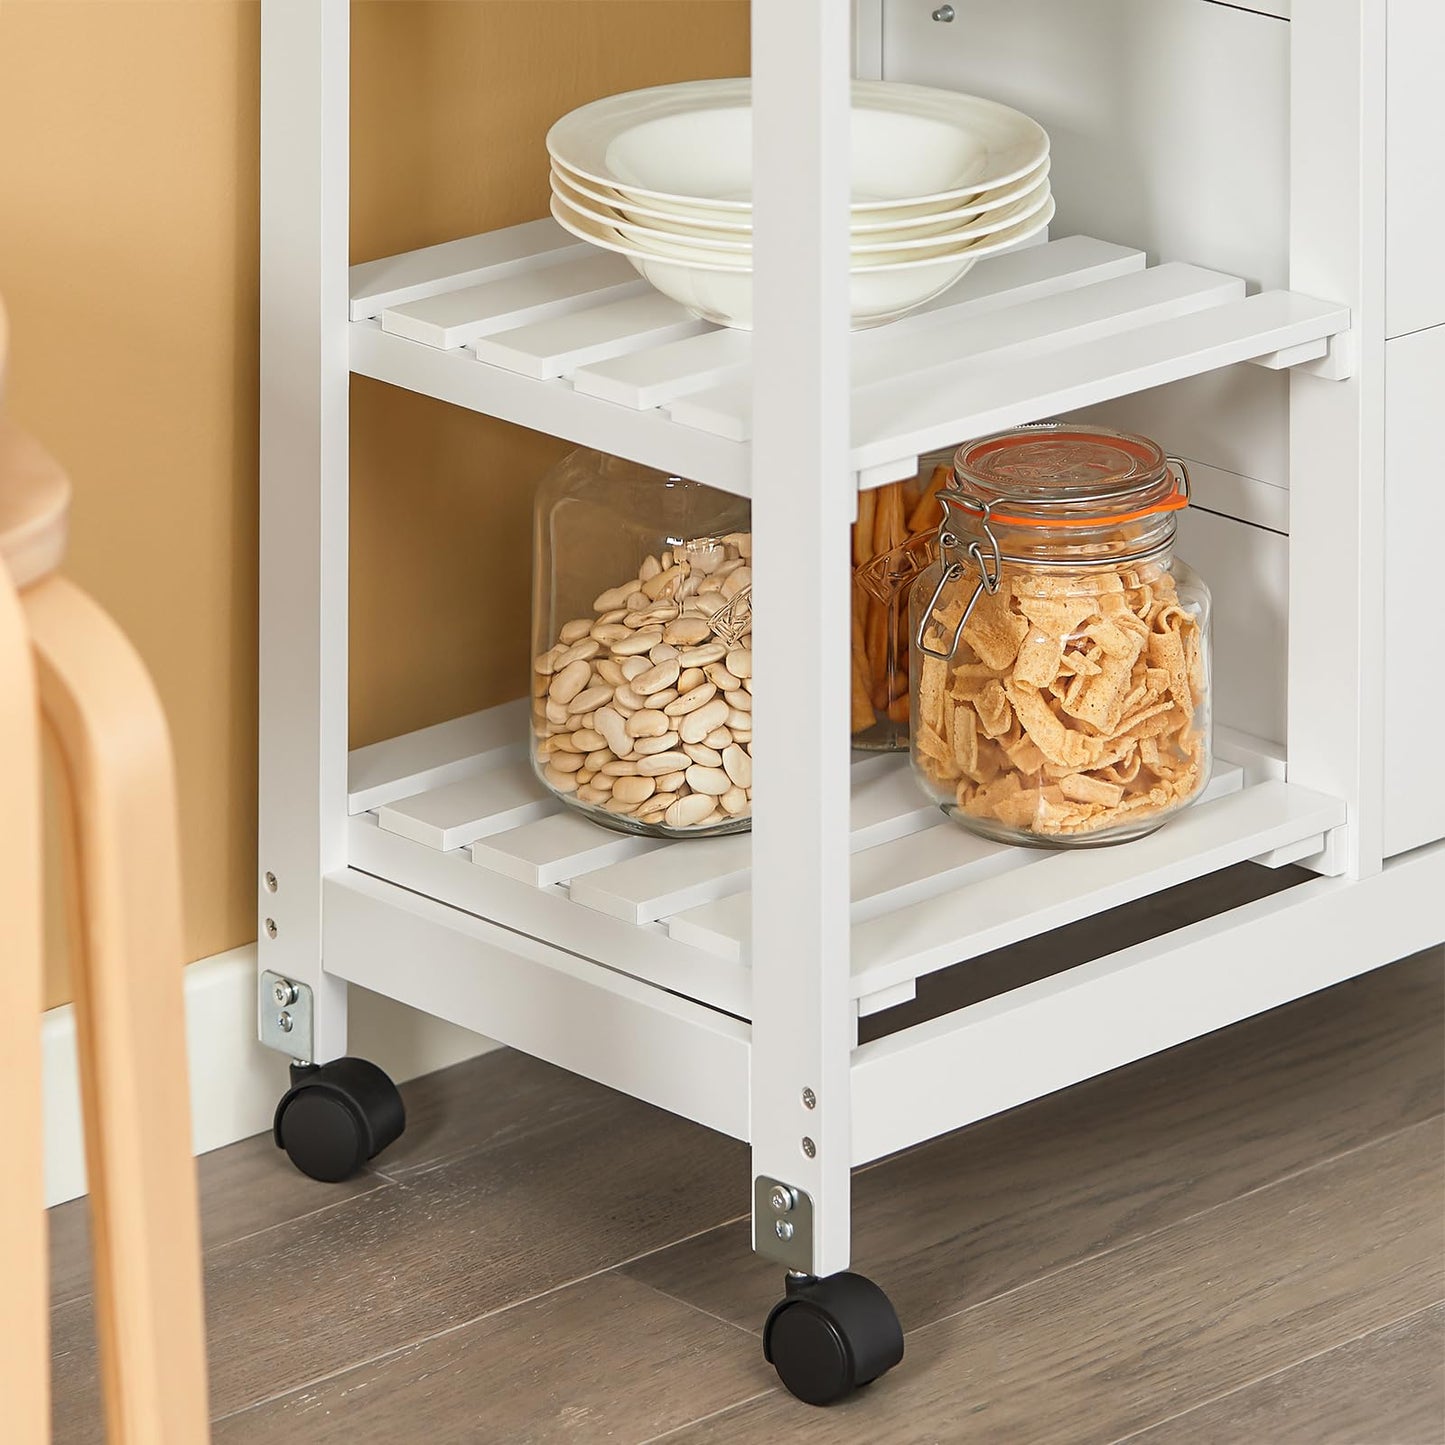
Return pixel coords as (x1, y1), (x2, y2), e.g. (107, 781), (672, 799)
(548, 192), (1055, 330)
(553, 169), (1052, 261)
(547, 78), (1048, 216)
(550, 156), (1052, 239)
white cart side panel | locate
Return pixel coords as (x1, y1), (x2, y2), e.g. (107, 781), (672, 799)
(851, 841), (1445, 1165)
(1386, 0), (1445, 337)
(258, 0), (351, 1058)
(1383, 325), (1445, 856)
(324, 871), (750, 1143)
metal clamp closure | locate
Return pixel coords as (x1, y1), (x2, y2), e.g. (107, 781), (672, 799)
(915, 494), (1002, 661)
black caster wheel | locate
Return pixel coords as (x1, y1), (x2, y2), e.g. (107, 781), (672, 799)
(273, 1058), (406, 1182)
(763, 1271), (904, 1406)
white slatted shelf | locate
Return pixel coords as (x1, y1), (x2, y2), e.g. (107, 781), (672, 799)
(665, 760), (1248, 969)
(349, 219), (1350, 496)
(346, 705), (1345, 1018)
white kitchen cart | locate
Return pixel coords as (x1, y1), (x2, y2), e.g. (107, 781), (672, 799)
(259, 0), (1445, 1404)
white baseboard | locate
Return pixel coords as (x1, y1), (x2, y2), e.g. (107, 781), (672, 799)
(43, 945), (496, 1208)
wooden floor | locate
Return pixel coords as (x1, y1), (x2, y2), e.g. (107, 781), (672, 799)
(50, 944), (1444, 1443)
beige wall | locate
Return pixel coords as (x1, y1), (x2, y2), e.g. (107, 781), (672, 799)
(1, 1), (749, 1008)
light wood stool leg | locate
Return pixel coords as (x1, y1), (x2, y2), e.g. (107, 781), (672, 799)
(0, 562), (49, 1442)
(25, 575), (210, 1445)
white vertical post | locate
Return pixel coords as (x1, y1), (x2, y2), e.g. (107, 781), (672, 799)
(258, 0), (351, 1059)
(1287, 0), (1387, 879)
(749, 1), (856, 1277)
(855, 0), (885, 80)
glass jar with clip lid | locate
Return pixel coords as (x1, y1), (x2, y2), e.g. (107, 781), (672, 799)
(909, 423), (1212, 847)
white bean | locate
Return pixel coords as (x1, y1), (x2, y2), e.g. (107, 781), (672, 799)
(680, 697), (730, 744)
(637, 752), (690, 776)
(549, 659), (592, 705)
(625, 709), (671, 738)
(722, 744), (752, 789)
(666, 794), (718, 829)
(664, 682), (717, 718)
(633, 659), (680, 696)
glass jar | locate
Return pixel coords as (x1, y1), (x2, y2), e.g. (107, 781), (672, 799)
(850, 452), (951, 751)
(909, 424), (1212, 847)
(531, 448), (753, 837)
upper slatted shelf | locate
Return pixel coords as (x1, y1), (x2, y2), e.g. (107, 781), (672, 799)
(346, 704), (1347, 1018)
(349, 218), (1350, 496)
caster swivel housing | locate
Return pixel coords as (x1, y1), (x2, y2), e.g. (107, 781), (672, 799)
(273, 1057), (405, 1182)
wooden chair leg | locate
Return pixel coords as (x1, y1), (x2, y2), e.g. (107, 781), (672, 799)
(24, 575), (210, 1445)
(0, 566), (49, 1444)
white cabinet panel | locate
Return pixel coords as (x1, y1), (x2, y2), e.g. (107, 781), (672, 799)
(1383, 325), (1445, 856)
(1386, 0), (1445, 337)
(886, 0), (1291, 500)
(884, 0), (1289, 289)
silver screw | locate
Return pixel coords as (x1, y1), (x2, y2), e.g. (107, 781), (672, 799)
(769, 1185), (795, 1214)
(264, 917), (278, 940)
(774, 1219), (795, 1241)
(932, 4), (956, 21)
(801, 1087), (816, 1110)
(277, 1010), (293, 1033)
(272, 979), (297, 1007)
(264, 871), (278, 893)
(801, 1137), (817, 1159)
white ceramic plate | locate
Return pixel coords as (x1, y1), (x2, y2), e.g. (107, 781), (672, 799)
(550, 156), (1052, 238)
(547, 78), (1049, 215)
(548, 192), (1055, 330)
(552, 168), (1052, 259)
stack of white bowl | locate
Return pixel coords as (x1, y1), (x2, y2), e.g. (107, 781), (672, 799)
(547, 79), (1053, 331)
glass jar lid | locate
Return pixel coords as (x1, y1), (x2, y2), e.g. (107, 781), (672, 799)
(952, 424), (1186, 528)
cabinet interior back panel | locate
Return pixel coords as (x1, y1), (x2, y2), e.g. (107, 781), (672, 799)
(883, 0), (1291, 491)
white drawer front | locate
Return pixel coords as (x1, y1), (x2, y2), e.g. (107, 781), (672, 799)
(1387, 0), (1445, 337)
(1384, 324), (1445, 856)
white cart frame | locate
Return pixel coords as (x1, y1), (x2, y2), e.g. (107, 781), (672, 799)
(259, 0), (1444, 1282)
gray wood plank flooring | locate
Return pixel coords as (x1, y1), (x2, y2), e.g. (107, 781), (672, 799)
(50, 946), (1445, 1443)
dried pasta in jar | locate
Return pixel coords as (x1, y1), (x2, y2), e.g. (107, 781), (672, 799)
(909, 425), (1211, 847)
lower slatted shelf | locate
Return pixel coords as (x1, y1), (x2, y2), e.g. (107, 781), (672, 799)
(346, 704), (1346, 1017)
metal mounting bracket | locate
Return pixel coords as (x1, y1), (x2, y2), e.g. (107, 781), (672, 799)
(259, 970), (313, 1062)
(754, 1175), (816, 1271)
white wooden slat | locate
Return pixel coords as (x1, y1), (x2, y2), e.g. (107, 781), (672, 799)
(380, 252), (645, 349)
(849, 289), (1352, 474)
(566, 236), (1142, 414)
(471, 292), (708, 380)
(348, 219), (583, 321)
(347, 700), (528, 815)
(667, 762), (1246, 965)
(350, 322), (751, 497)
(376, 756), (556, 851)
(349, 813), (752, 1019)
(669, 264), (1247, 442)
(667, 819), (1031, 963)
(566, 832), (753, 925)
(569, 757), (938, 927)
(469, 811), (663, 888)
(849, 778), (1345, 1002)
(568, 327), (753, 411)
